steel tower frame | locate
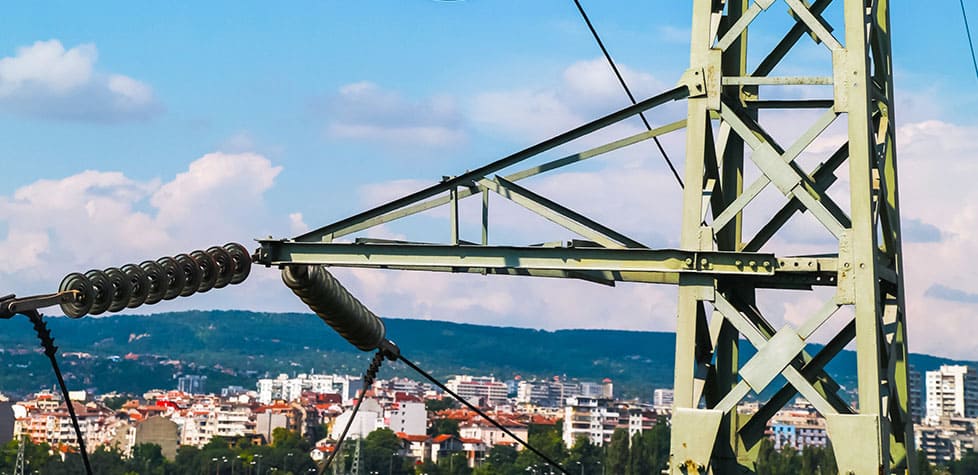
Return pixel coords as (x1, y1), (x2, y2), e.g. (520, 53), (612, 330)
(256, 1), (912, 473)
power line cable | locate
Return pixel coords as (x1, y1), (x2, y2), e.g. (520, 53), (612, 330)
(571, 0), (685, 189)
(398, 354), (570, 475)
(26, 311), (93, 475)
(960, 0), (978, 82)
(320, 351), (386, 474)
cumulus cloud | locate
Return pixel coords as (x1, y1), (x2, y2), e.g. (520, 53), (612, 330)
(332, 267), (677, 333)
(289, 212), (309, 235)
(469, 57), (674, 143)
(317, 81), (465, 148)
(0, 152), (285, 303)
(0, 40), (162, 122)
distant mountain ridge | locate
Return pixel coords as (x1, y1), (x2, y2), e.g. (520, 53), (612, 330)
(0, 310), (970, 399)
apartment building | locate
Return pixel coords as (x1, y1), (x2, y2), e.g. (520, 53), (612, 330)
(257, 373), (362, 404)
(925, 365), (978, 424)
(445, 376), (508, 407)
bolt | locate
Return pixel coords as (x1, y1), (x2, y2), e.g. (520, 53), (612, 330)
(685, 258), (694, 267)
(748, 260), (756, 267)
(735, 260), (743, 267)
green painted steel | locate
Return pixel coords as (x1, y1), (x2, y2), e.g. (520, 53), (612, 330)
(256, 1), (913, 473)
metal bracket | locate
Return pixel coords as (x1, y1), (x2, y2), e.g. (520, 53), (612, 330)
(670, 408), (723, 474)
(0, 291), (79, 320)
(739, 326), (806, 392)
(825, 414), (882, 474)
(680, 67), (708, 99)
(836, 231), (855, 304)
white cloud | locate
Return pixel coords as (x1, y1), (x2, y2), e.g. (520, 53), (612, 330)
(0, 40), (161, 122)
(289, 212), (309, 235)
(0, 152), (286, 302)
(151, 152), (281, 235)
(332, 267), (677, 333)
(319, 81), (465, 148)
(0, 40), (94, 93)
(469, 57), (674, 143)
(358, 179), (432, 208)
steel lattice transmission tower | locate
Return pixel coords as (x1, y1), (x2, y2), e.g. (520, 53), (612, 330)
(669, 0), (912, 474)
(256, 0), (912, 473)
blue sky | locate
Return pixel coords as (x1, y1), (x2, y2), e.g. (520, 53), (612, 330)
(1, 1), (977, 359)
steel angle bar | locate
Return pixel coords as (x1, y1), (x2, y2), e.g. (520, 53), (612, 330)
(719, 103), (849, 238)
(307, 119), (688, 242)
(721, 76), (833, 86)
(478, 176), (646, 249)
(747, 99), (836, 109)
(744, 142), (849, 252)
(713, 107), (840, 231)
(256, 241), (794, 276)
(347, 265), (687, 286)
(332, 268), (833, 288)
(784, 0), (844, 50)
(740, 319), (857, 446)
(712, 294), (839, 416)
(718, 294), (850, 408)
(754, 0), (834, 76)
(504, 119), (687, 182)
(715, 0), (771, 51)
(294, 85), (690, 243)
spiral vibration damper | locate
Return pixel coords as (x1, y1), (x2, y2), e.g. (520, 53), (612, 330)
(281, 264), (388, 352)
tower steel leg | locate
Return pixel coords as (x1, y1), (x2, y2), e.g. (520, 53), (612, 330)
(669, 0), (913, 473)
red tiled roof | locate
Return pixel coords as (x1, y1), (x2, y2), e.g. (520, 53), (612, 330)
(394, 392), (422, 403)
(431, 434), (455, 443)
(395, 432), (429, 442)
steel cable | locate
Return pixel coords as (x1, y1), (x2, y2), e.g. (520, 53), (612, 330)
(960, 0), (978, 82)
(26, 311), (94, 475)
(398, 354), (570, 475)
(572, 0), (685, 188)
(320, 350), (386, 474)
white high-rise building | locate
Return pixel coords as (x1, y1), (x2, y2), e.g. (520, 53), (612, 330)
(925, 365), (978, 424)
(445, 376), (509, 406)
(256, 373), (362, 404)
(330, 398), (385, 440)
(562, 396), (619, 447)
(653, 389), (674, 409)
(387, 401), (426, 436)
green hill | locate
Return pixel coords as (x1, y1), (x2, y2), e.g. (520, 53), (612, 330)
(0, 310), (967, 401)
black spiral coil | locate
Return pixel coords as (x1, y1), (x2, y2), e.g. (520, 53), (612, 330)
(281, 265), (387, 352)
(57, 242), (252, 318)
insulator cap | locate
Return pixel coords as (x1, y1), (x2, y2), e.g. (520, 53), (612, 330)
(281, 265), (386, 352)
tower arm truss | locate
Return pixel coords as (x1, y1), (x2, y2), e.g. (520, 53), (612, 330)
(256, 1), (913, 474)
